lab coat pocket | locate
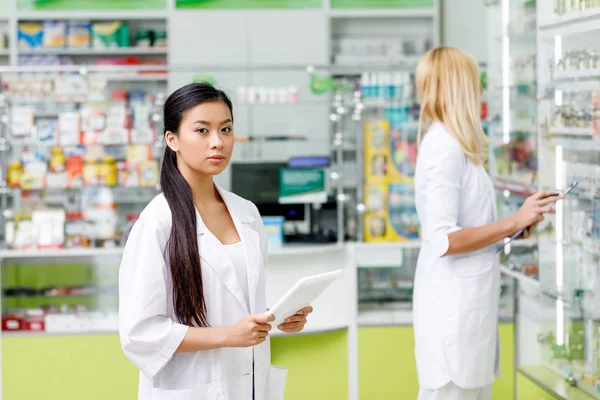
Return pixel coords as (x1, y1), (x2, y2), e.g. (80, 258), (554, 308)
(151, 381), (224, 400)
(453, 252), (495, 278)
(267, 365), (288, 400)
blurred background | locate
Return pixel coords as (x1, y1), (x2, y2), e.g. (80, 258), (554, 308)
(0, 0), (599, 399)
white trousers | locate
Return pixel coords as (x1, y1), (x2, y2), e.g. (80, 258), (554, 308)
(417, 382), (493, 400)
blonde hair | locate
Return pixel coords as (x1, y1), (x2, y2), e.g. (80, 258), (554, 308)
(416, 46), (487, 165)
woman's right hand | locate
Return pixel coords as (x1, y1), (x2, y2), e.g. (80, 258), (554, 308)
(510, 191), (564, 231)
(226, 313), (274, 348)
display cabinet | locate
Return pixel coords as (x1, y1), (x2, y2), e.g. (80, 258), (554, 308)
(509, 1), (600, 399)
(0, 63), (352, 337)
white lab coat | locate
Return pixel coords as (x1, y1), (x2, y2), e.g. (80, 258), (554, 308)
(119, 185), (287, 400)
(413, 122), (501, 390)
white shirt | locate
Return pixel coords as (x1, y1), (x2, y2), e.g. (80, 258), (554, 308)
(118, 185), (287, 400)
(413, 122), (501, 390)
(223, 241), (250, 308)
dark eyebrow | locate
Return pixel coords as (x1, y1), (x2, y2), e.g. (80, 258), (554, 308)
(193, 119), (233, 126)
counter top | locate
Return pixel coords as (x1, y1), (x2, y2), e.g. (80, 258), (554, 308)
(518, 365), (598, 400)
(0, 243), (346, 260)
(358, 308), (514, 327)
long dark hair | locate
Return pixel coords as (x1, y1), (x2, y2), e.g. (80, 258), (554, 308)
(161, 82), (233, 327)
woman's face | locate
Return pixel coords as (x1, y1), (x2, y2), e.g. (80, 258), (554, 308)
(166, 100), (234, 176)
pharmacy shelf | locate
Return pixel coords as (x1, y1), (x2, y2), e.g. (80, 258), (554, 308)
(329, 8), (435, 18)
(551, 137), (600, 151)
(562, 238), (600, 255)
(554, 70), (600, 81)
(0, 248), (124, 260)
(267, 243), (344, 257)
(495, 30), (536, 42)
(16, 11), (167, 21)
(0, 243), (344, 260)
(354, 241), (421, 250)
(499, 264), (540, 289)
(539, 8), (600, 30)
(510, 239), (538, 248)
(493, 178), (537, 196)
(18, 47), (167, 56)
(551, 79), (600, 92)
(2, 330), (119, 337)
(550, 127), (593, 137)
(102, 73), (168, 82)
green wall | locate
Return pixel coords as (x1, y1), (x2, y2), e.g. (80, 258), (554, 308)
(331, 0), (434, 8)
(2, 330), (348, 400)
(2, 334), (139, 400)
(271, 330), (349, 400)
(17, 0), (165, 10)
(175, 0), (321, 9)
(358, 324), (515, 399)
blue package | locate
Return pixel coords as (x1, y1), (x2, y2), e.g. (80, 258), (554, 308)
(262, 216), (285, 248)
(18, 22), (44, 50)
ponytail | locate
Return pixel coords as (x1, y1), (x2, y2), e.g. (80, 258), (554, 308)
(160, 82), (233, 326)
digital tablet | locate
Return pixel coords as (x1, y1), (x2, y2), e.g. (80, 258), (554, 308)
(496, 180), (579, 253)
(266, 270), (343, 327)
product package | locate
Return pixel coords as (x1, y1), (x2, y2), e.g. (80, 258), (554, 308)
(42, 21), (67, 48)
(21, 161), (47, 190)
(126, 144), (152, 164)
(67, 21), (91, 49)
(80, 106), (107, 145)
(104, 103), (129, 145)
(11, 106), (34, 138)
(91, 22), (130, 49)
(154, 30), (167, 48)
(66, 154), (84, 188)
(262, 216), (285, 248)
(363, 120), (421, 242)
(18, 22), (43, 49)
(36, 118), (58, 146)
(593, 89), (600, 140)
(138, 160), (159, 187)
(0, 29), (7, 50)
(58, 112), (81, 146)
(387, 123), (418, 183)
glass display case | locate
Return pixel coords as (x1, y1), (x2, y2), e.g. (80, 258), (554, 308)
(513, 1), (600, 399)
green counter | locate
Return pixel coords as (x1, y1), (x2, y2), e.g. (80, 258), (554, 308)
(358, 323), (515, 399)
(2, 330), (348, 400)
(518, 365), (598, 400)
(3, 324), (515, 399)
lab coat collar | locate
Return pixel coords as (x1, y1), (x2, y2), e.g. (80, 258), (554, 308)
(194, 183), (260, 314)
(195, 184), (255, 236)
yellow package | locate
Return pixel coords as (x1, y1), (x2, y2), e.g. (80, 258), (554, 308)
(364, 120), (390, 182)
(139, 160), (159, 187)
(387, 126), (418, 184)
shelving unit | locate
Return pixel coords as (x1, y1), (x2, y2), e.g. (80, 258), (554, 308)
(18, 47), (167, 56)
(499, 2), (600, 399)
(550, 127), (594, 136)
(538, 7), (600, 30)
(328, 8), (435, 18)
(14, 11), (168, 21)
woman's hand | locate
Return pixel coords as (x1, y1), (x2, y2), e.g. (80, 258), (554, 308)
(518, 222), (538, 239)
(277, 306), (313, 334)
(226, 313), (274, 348)
(510, 191), (563, 232)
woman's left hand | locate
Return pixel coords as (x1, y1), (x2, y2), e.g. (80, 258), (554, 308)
(519, 222), (538, 239)
(277, 306), (313, 333)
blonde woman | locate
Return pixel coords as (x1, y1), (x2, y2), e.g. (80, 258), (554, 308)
(412, 47), (561, 400)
